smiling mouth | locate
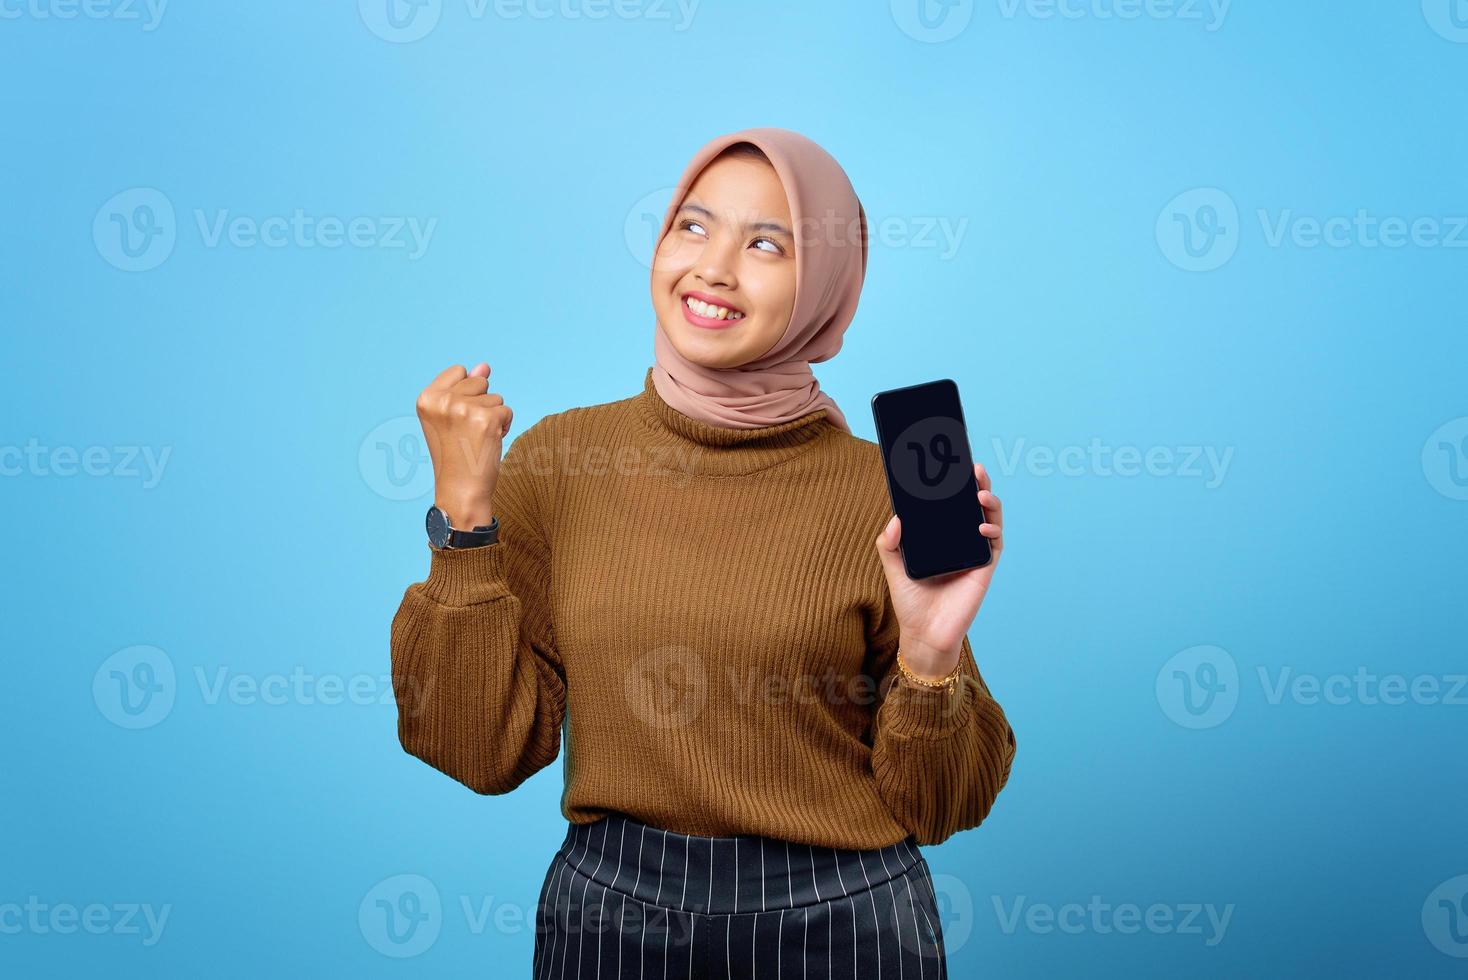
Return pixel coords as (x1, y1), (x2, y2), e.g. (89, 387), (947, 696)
(681, 293), (746, 324)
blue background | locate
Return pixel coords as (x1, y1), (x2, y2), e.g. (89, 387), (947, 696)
(4, 0), (1466, 976)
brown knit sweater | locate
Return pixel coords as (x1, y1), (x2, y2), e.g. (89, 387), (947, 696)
(390, 367), (1016, 848)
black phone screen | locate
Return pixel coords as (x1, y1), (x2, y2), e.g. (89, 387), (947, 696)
(870, 379), (991, 579)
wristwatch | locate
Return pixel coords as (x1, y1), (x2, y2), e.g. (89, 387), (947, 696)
(425, 505), (499, 550)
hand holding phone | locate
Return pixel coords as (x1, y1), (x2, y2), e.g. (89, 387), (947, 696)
(869, 378), (1005, 678)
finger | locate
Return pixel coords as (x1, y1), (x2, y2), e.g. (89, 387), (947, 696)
(978, 488), (1002, 528)
(974, 462), (992, 493)
(876, 514), (901, 551)
(427, 364), (469, 391)
(468, 362), (490, 379)
(873, 514), (906, 581)
(449, 375), (489, 397)
(980, 522), (1002, 539)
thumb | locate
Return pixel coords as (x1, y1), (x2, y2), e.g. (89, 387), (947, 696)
(874, 515), (905, 579)
(468, 362), (490, 379)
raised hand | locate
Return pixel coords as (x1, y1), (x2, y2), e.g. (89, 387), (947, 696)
(415, 362), (512, 528)
(872, 462), (1004, 680)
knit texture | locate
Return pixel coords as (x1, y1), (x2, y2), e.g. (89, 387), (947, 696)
(390, 367), (1017, 848)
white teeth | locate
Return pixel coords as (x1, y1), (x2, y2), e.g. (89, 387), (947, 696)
(685, 296), (744, 321)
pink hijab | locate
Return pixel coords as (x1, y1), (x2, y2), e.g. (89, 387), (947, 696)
(650, 127), (868, 433)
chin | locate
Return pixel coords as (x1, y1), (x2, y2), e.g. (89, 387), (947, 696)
(658, 322), (742, 369)
(667, 333), (737, 368)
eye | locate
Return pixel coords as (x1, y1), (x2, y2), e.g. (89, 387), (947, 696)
(679, 219), (707, 237)
(752, 237), (784, 255)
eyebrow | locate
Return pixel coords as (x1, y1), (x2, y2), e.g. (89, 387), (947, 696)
(678, 202), (792, 238)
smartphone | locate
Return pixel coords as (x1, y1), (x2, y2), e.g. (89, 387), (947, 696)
(870, 379), (991, 580)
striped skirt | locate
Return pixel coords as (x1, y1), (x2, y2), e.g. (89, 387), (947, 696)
(533, 810), (947, 979)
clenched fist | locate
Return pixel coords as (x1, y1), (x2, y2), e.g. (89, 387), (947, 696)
(416, 362), (513, 529)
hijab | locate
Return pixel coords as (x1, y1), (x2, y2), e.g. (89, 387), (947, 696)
(650, 127), (867, 433)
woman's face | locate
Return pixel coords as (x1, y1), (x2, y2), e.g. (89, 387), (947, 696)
(650, 153), (797, 369)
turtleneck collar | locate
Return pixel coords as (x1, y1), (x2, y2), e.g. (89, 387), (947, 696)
(633, 367), (838, 476)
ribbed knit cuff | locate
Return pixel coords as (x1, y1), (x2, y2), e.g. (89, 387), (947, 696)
(881, 674), (975, 739)
(417, 542), (512, 606)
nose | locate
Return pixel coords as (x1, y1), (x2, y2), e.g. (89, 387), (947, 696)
(694, 230), (739, 290)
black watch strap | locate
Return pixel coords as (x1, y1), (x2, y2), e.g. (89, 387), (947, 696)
(426, 506), (500, 549)
(448, 517), (499, 549)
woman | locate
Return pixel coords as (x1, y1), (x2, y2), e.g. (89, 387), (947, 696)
(391, 127), (1016, 978)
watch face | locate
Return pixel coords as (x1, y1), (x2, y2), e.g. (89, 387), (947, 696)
(425, 506), (451, 548)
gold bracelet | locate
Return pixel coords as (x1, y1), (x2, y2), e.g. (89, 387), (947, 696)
(896, 649), (961, 693)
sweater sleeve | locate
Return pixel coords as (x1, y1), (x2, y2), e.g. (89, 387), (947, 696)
(389, 419), (566, 796)
(868, 600), (1017, 846)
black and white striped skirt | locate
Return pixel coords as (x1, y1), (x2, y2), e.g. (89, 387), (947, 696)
(533, 810), (947, 979)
